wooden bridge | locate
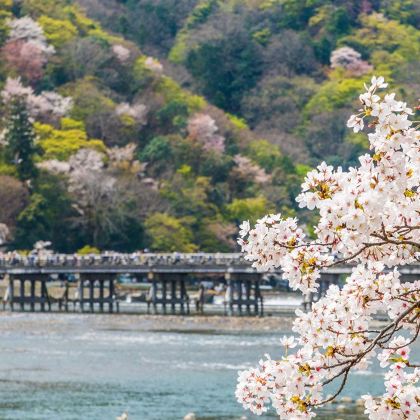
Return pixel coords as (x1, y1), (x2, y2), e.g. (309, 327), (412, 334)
(0, 253), (418, 316)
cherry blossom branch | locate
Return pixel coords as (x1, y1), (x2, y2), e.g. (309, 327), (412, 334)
(236, 78), (419, 420)
(312, 300), (419, 407)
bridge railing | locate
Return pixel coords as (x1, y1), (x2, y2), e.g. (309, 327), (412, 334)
(0, 252), (247, 268)
(0, 253), (419, 277)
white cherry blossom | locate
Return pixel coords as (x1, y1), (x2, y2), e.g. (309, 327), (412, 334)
(236, 77), (419, 420)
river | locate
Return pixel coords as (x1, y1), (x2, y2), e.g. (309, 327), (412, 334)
(0, 313), (417, 420)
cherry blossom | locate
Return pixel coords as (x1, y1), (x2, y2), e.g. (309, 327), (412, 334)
(187, 113), (225, 154)
(280, 336), (297, 349)
(1, 77), (72, 120)
(112, 44), (130, 63)
(236, 77), (420, 419)
(144, 56), (163, 73)
(115, 102), (148, 125)
(37, 159), (71, 174)
(233, 155), (271, 184)
(0, 223), (10, 245)
(7, 16), (54, 56)
(2, 39), (48, 81)
(330, 46), (372, 76)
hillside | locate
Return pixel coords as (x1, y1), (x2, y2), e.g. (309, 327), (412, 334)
(0, 0), (305, 253)
(78, 0), (420, 166)
(0, 0), (419, 253)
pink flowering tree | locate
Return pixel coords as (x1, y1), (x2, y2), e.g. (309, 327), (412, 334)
(236, 77), (419, 419)
(2, 39), (47, 82)
(187, 113), (225, 154)
(2, 17), (55, 84)
(233, 154), (271, 184)
(330, 47), (373, 77)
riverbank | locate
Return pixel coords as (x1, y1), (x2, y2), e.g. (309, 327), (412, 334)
(0, 311), (390, 334)
(0, 312), (295, 334)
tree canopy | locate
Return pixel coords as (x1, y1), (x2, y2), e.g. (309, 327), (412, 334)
(0, 0), (418, 252)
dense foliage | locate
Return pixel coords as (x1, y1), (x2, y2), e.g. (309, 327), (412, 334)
(82, 0), (420, 166)
(0, 0), (418, 253)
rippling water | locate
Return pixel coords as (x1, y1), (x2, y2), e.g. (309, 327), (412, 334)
(0, 314), (418, 420)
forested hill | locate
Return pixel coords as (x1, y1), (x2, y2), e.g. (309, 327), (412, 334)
(0, 0), (304, 253)
(0, 1), (418, 254)
(79, 0), (420, 165)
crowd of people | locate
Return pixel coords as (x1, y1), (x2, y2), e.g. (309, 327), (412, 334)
(0, 246), (246, 267)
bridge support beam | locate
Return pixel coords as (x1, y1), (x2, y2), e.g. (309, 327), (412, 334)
(6, 274), (51, 312)
(225, 272), (262, 316)
(148, 273), (190, 315)
(77, 275), (117, 314)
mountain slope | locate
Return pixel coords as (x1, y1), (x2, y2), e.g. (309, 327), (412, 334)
(78, 0), (420, 166)
(0, 0), (303, 253)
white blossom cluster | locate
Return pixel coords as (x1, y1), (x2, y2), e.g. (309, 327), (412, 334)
(1, 77), (73, 120)
(112, 44), (130, 63)
(233, 155), (271, 185)
(66, 149), (116, 211)
(187, 113), (225, 154)
(237, 263), (419, 419)
(236, 77), (420, 419)
(367, 335), (420, 418)
(107, 143), (146, 174)
(0, 223), (9, 245)
(330, 46), (372, 76)
(107, 143), (137, 163)
(37, 148), (104, 177)
(115, 102), (148, 125)
(144, 56), (163, 73)
(7, 16), (55, 56)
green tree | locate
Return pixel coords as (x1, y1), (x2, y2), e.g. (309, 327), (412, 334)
(226, 196), (273, 224)
(13, 173), (77, 251)
(145, 212), (197, 252)
(4, 97), (38, 182)
(185, 30), (263, 113)
(246, 139), (282, 172)
(140, 136), (172, 162)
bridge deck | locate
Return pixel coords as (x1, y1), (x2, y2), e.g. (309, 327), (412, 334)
(0, 254), (417, 316)
(0, 253), (418, 275)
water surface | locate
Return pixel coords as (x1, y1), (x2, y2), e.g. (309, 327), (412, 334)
(0, 314), (417, 420)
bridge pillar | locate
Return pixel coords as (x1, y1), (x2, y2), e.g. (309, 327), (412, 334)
(99, 281), (104, 313)
(19, 279), (25, 311)
(59, 281), (69, 312)
(6, 274), (51, 312)
(180, 278), (189, 315)
(40, 279), (50, 312)
(91, 281), (96, 313)
(8, 275), (14, 311)
(78, 279), (84, 313)
(78, 275), (116, 314)
(224, 272), (233, 316)
(245, 279), (251, 315)
(171, 280), (176, 314)
(110, 277), (116, 313)
(148, 273), (189, 315)
(236, 278), (243, 315)
(255, 279), (263, 316)
(162, 279), (167, 314)
(226, 273), (262, 316)
(30, 279), (35, 311)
